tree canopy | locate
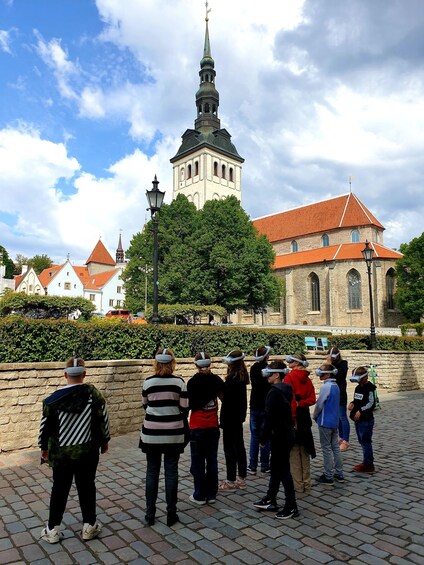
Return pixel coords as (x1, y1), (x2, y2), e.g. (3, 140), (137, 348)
(123, 195), (280, 314)
(0, 246), (15, 278)
(395, 233), (424, 322)
(0, 292), (95, 320)
(13, 253), (52, 275)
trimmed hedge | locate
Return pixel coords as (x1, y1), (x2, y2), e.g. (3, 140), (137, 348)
(1, 318), (423, 363)
(400, 323), (424, 337)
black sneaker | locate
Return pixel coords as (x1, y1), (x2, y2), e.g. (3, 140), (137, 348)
(253, 497), (278, 511)
(334, 474), (345, 483)
(275, 506), (299, 519)
(261, 467), (271, 474)
(317, 474), (334, 485)
(246, 466), (257, 475)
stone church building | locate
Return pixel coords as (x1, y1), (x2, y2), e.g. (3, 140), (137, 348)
(171, 11), (404, 329)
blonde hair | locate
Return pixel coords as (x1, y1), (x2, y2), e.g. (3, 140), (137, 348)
(154, 348), (176, 376)
(65, 357), (85, 368)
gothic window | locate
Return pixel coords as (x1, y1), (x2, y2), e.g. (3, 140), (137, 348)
(322, 234), (329, 247)
(195, 161), (199, 176)
(222, 164), (226, 179)
(347, 269), (361, 309)
(213, 193), (219, 200)
(229, 167), (234, 182)
(291, 240), (298, 252)
(213, 161), (218, 176)
(351, 229), (360, 243)
(375, 230), (380, 243)
(187, 164), (192, 179)
(309, 273), (321, 311)
(386, 268), (396, 309)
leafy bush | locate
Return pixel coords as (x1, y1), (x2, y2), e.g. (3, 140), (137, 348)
(144, 303), (227, 324)
(400, 323), (424, 337)
(0, 293), (95, 320)
(1, 319), (423, 363)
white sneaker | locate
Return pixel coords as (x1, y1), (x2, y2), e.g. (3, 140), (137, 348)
(189, 494), (206, 505)
(82, 522), (101, 540)
(40, 525), (62, 544)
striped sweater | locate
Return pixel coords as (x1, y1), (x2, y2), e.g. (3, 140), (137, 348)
(140, 374), (189, 453)
(38, 383), (110, 466)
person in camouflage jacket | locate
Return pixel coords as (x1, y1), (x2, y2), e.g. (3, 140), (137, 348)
(38, 357), (110, 544)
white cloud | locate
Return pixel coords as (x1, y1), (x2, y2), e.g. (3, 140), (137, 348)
(34, 31), (79, 100)
(0, 29), (12, 54)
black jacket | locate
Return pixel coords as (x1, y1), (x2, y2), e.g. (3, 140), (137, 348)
(249, 360), (271, 411)
(187, 372), (224, 411)
(220, 373), (247, 428)
(334, 359), (349, 405)
(260, 382), (294, 448)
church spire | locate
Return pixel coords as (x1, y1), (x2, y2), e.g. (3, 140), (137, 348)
(116, 231), (125, 265)
(194, 2), (220, 132)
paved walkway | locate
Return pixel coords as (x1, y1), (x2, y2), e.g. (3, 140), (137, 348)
(0, 390), (423, 565)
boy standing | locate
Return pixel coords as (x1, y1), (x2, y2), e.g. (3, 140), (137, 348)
(313, 364), (344, 485)
(348, 366), (376, 473)
(39, 357), (110, 543)
(247, 345), (271, 475)
(253, 361), (298, 519)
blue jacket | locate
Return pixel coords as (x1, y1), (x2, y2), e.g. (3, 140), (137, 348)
(313, 379), (340, 429)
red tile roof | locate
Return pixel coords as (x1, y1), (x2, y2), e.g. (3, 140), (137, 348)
(38, 265), (62, 288)
(253, 193), (384, 243)
(274, 242), (402, 269)
(84, 270), (117, 290)
(37, 263), (118, 291)
(86, 239), (115, 266)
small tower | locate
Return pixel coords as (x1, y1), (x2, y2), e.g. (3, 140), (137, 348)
(116, 231), (125, 266)
(170, 3), (244, 209)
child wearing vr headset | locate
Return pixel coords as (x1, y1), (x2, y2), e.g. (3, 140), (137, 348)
(313, 364), (344, 485)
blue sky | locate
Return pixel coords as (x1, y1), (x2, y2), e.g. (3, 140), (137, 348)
(1, 0), (424, 266)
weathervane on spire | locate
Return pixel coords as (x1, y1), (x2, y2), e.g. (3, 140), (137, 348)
(205, 1), (211, 21)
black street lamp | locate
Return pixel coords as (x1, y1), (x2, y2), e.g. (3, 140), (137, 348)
(361, 240), (376, 350)
(146, 175), (165, 325)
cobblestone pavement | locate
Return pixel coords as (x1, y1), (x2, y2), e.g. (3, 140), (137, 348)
(0, 390), (423, 565)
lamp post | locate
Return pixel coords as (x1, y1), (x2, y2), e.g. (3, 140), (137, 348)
(146, 175), (165, 325)
(361, 240), (376, 350)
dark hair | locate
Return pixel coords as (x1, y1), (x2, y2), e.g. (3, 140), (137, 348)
(226, 350), (249, 384)
(268, 360), (287, 381)
(194, 352), (212, 374)
(254, 345), (269, 357)
(327, 347), (342, 363)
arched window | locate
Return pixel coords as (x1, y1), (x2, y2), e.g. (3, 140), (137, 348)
(180, 168), (184, 181)
(291, 240), (298, 253)
(204, 103), (210, 113)
(212, 104), (217, 115)
(229, 167), (234, 182)
(375, 230), (380, 243)
(198, 105), (202, 115)
(351, 229), (360, 243)
(322, 234), (329, 247)
(222, 164), (226, 179)
(309, 273), (321, 311)
(213, 193), (219, 200)
(386, 268), (396, 309)
(187, 164), (192, 179)
(213, 162), (218, 176)
(193, 192), (200, 208)
(194, 161), (199, 176)
(347, 269), (361, 309)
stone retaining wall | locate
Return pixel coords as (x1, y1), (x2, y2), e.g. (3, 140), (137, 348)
(1, 351), (423, 452)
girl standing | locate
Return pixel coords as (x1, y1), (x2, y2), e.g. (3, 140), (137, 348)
(187, 352), (224, 504)
(284, 353), (316, 493)
(327, 347), (350, 451)
(219, 350), (249, 491)
(140, 348), (188, 527)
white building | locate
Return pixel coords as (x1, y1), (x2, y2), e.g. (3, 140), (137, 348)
(0, 265), (14, 294)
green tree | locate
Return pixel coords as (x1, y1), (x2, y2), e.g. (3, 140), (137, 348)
(124, 195), (280, 314)
(28, 254), (52, 274)
(395, 233), (424, 322)
(14, 254), (29, 275)
(123, 194), (198, 313)
(0, 292), (95, 320)
(0, 246), (15, 278)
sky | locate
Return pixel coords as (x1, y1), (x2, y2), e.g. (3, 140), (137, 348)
(1, 0), (424, 267)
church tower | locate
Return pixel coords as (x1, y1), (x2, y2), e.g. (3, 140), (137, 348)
(115, 232), (125, 266)
(170, 5), (244, 209)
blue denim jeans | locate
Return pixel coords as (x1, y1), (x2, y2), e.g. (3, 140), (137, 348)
(190, 427), (220, 501)
(145, 451), (180, 519)
(318, 426), (343, 479)
(249, 410), (270, 471)
(338, 405), (351, 442)
(355, 419), (374, 466)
